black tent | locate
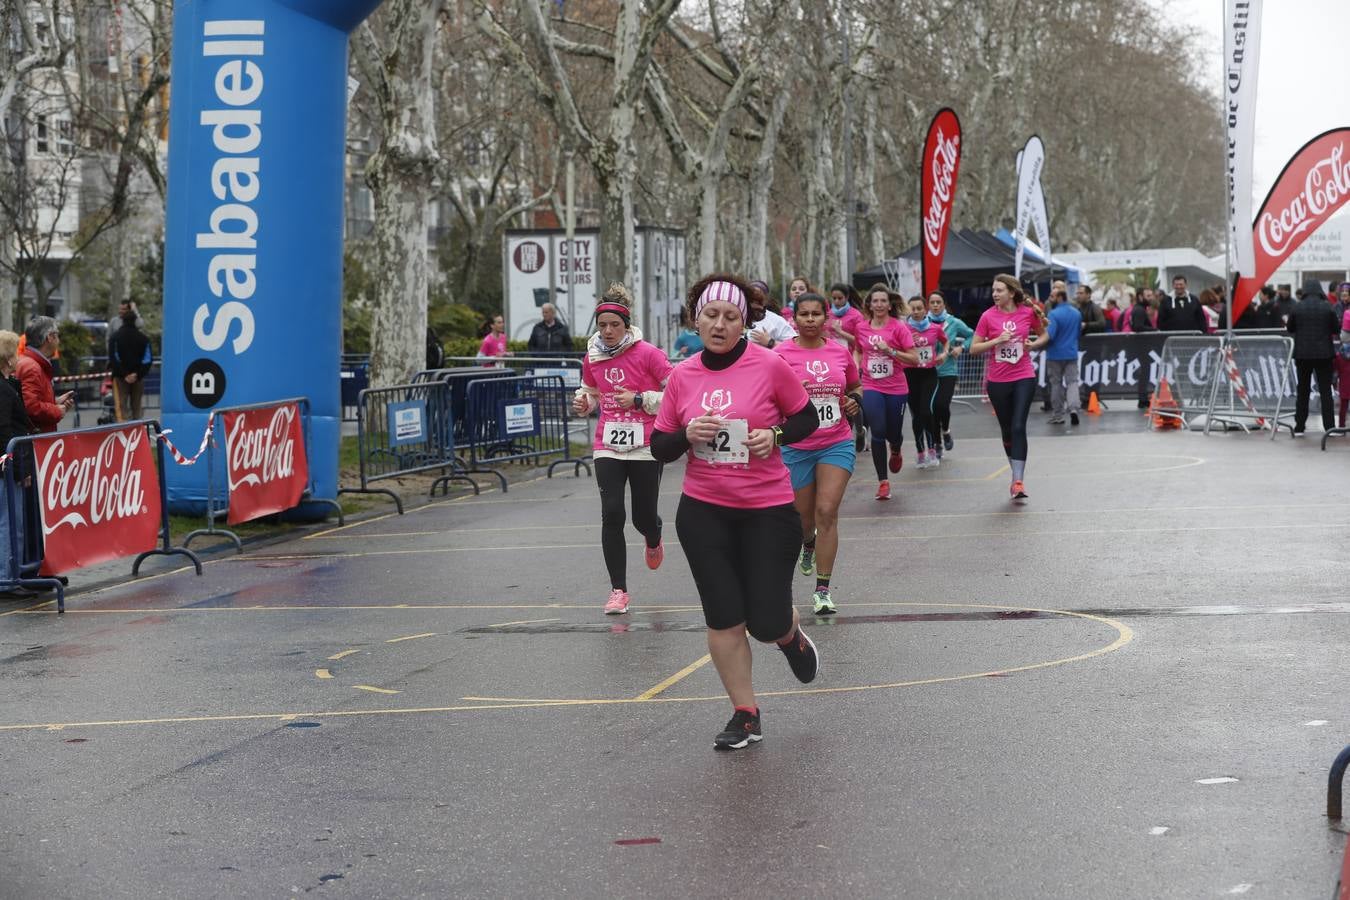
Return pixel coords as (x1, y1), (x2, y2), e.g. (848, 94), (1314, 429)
(853, 228), (1066, 293)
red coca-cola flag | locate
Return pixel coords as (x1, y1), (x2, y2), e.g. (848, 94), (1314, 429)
(223, 402), (308, 525)
(920, 108), (962, 297)
(33, 424), (161, 576)
(1233, 128), (1350, 321)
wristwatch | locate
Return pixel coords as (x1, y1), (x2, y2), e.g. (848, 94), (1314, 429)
(632, 391), (644, 410)
(771, 425), (785, 447)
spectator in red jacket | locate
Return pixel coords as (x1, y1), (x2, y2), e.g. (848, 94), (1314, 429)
(16, 317), (73, 434)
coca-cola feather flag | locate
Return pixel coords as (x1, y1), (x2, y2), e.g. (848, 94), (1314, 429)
(1232, 128), (1350, 321)
(920, 108), (962, 297)
(34, 425), (162, 576)
(223, 402), (309, 524)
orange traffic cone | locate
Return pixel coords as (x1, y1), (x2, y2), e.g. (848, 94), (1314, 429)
(1149, 378), (1181, 430)
(1086, 391), (1102, 416)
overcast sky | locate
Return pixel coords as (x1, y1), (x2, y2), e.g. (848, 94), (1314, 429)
(1157, 0), (1350, 202)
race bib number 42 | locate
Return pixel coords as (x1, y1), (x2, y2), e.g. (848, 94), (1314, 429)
(996, 341), (1024, 364)
(867, 356), (893, 379)
(691, 418), (750, 465)
(604, 421), (644, 451)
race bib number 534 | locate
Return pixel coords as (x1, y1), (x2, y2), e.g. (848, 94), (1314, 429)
(996, 342), (1024, 364)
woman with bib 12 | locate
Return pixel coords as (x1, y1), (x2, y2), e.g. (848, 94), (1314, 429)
(651, 274), (822, 751)
(572, 283), (673, 614)
(775, 292), (861, 615)
(968, 275), (1049, 501)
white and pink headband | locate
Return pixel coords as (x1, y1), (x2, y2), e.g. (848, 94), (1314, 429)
(695, 281), (748, 319)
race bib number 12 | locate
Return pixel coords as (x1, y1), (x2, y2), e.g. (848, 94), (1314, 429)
(692, 418), (750, 465)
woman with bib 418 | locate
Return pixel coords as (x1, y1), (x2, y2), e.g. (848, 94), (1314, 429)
(775, 293), (861, 615)
(651, 274), (822, 751)
(572, 284), (673, 614)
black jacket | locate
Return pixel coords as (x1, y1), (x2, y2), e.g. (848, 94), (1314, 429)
(1129, 304), (1157, 333)
(1078, 299), (1107, 335)
(1286, 282), (1339, 360)
(1157, 292), (1204, 332)
(0, 376), (34, 454)
(527, 320), (572, 353)
(108, 325), (153, 379)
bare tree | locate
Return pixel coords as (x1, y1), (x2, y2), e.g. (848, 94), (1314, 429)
(354, 0), (444, 388)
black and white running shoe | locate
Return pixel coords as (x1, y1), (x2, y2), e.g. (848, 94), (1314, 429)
(714, 709), (762, 750)
(779, 628), (820, 684)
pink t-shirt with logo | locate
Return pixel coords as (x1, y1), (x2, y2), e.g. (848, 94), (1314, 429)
(580, 341), (673, 452)
(901, 319), (949, 370)
(827, 305), (865, 349)
(976, 303), (1042, 383)
(854, 317), (916, 395)
(478, 332), (508, 362)
(776, 339), (860, 450)
(655, 342), (809, 509)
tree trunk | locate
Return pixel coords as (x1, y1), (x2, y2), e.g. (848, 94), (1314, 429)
(744, 90), (788, 281)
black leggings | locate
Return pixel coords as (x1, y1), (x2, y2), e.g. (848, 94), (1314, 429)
(675, 495), (799, 640)
(986, 377), (1036, 462)
(934, 375), (957, 432)
(594, 457), (663, 590)
(905, 368), (940, 452)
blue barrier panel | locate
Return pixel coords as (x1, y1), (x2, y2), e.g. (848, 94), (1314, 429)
(160, 0), (384, 514)
(464, 375), (591, 486)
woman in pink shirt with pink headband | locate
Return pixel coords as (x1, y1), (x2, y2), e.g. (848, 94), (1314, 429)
(651, 274), (822, 751)
(572, 283), (673, 615)
(968, 274), (1050, 501)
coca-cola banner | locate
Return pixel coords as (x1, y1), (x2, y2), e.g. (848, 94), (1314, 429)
(223, 402), (308, 525)
(920, 108), (962, 297)
(1232, 128), (1350, 321)
(33, 425), (162, 576)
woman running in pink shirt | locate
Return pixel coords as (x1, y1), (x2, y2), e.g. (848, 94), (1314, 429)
(651, 274), (822, 751)
(855, 283), (920, 500)
(968, 275), (1050, 500)
(572, 283), (673, 615)
(776, 292), (861, 615)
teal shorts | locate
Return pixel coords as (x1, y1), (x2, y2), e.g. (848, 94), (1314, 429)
(781, 438), (857, 490)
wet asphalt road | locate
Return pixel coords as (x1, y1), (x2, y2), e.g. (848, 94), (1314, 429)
(1, 407), (1348, 899)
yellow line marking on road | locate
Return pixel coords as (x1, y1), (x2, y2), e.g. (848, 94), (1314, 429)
(631, 607), (702, 615)
(354, 685), (400, 695)
(487, 618), (561, 628)
(315, 668), (332, 680)
(0, 599), (55, 617)
(634, 654), (712, 700)
(308, 531), (443, 539)
(16, 603), (598, 615)
(385, 632), (436, 643)
(984, 464), (1010, 481)
(328, 649), (362, 660)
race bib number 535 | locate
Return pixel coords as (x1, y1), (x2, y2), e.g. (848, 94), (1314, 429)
(691, 418), (750, 465)
(867, 356), (893, 379)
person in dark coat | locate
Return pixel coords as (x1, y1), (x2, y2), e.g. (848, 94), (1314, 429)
(526, 303), (572, 354)
(1157, 275), (1205, 331)
(1286, 278), (1340, 435)
(107, 311), (153, 421)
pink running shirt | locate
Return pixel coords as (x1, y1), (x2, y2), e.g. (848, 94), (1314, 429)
(580, 341), (673, 452)
(827, 305), (865, 350)
(976, 303), (1042, 383)
(654, 342), (809, 509)
(775, 339), (859, 450)
(478, 332), (508, 363)
(854, 317), (915, 395)
(901, 319), (949, 369)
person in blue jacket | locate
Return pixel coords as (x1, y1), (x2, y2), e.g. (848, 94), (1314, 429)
(927, 292), (974, 453)
(1043, 288), (1082, 426)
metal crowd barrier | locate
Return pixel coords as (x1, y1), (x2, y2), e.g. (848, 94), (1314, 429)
(184, 398), (345, 551)
(950, 352), (989, 412)
(338, 380), (492, 514)
(2, 420), (202, 613)
(433, 354), (585, 389)
(463, 374), (591, 483)
(1156, 336), (1224, 429)
(340, 354), (370, 423)
(1204, 335), (1295, 436)
(58, 361), (163, 428)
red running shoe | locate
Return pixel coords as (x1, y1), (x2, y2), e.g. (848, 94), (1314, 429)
(875, 480), (891, 500)
(1010, 480), (1028, 500)
(888, 447), (903, 473)
(645, 541), (664, 570)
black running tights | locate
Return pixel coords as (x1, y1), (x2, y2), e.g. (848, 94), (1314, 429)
(985, 377), (1036, 462)
(594, 457), (663, 590)
(934, 375), (957, 432)
(905, 368), (940, 452)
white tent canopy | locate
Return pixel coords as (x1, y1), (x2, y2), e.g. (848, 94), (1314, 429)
(1053, 247), (1225, 290)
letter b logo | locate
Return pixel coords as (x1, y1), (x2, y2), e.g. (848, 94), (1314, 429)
(184, 359), (227, 409)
